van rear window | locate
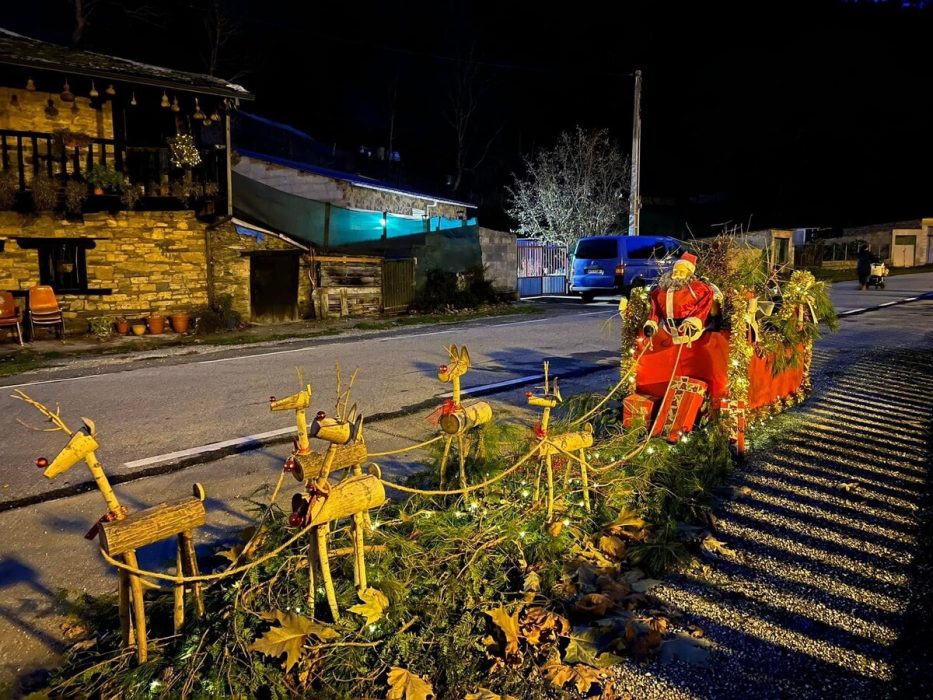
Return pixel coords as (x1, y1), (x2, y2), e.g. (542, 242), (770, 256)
(575, 238), (618, 259)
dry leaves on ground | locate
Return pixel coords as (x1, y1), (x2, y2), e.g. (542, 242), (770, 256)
(348, 587), (389, 626)
(247, 610), (338, 671)
(386, 666), (435, 700)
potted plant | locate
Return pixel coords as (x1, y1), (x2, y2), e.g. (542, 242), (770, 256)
(30, 173), (59, 211)
(170, 310), (191, 333)
(88, 164), (125, 196)
(0, 169), (17, 210)
(64, 178), (88, 216)
(115, 316), (129, 335)
(147, 312), (165, 335)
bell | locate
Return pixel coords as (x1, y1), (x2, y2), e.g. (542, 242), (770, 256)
(171, 96), (180, 112)
(89, 81), (99, 98)
(161, 91), (170, 108)
(130, 92), (137, 107)
(210, 107), (221, 122)
(105, 84), (116, 96)
(202, 116), (212, 126)
(25, 78), (36, 91)
(60, 79), (74, 102)
(192, 97), (205, 120)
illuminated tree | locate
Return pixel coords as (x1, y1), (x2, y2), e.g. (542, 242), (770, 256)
(506, 127), (630, 249)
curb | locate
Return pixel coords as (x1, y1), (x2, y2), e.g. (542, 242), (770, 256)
(836, 290), (933, 318)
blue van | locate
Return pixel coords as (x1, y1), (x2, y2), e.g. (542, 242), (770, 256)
(570, 234), (686, 302)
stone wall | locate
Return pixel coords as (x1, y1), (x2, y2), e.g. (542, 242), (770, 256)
(478, 227), (517, 293)
(0, 211), (207, 331)
(209, 222), (313, 321)
(0, 86), (113, 138)
(337, 182), (462, 219)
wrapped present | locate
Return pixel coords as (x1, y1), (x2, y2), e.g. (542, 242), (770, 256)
(656, 376), (708, 443)
(718, 398), (747, 455)
(623, 393), (657, 429)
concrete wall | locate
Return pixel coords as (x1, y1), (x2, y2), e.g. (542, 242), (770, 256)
(233, 154), (463, 218)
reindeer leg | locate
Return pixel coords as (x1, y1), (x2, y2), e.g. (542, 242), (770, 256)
(316, 524), (340, 621)
(439, 436), (452, 488)
(352, 512), (368, 592)
(173, 543), (185, 634)
(118, 569), (131, 646)
(123, 551), (147, 663)
(307, 537), (316, 610)
(457, 433), (468, 490)
(579, 449), (591, 512)
(179, 530), (204, 617)
(532, 456), (543, 504)
(545, 453), (555, 523)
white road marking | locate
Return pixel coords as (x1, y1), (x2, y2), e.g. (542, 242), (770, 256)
(123, 425), (298, 469)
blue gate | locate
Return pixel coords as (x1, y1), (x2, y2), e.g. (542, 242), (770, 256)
(517, 240), (568, 297)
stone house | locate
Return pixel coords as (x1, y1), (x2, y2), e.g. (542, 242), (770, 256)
(0, 29), (339, 332)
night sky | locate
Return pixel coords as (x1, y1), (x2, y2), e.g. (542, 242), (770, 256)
(5, 0), (932, 235)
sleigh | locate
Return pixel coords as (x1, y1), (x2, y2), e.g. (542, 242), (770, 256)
(626, 329), (807, 454)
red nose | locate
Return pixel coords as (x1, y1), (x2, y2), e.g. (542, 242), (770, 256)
(269, 396), (276, 403)
(315, 411), (326, 420)
(283, 458), (295, 472)
(35, 457), (49, 469)
(439, 364), (448, 373)
(525, 391), (533, 398)
(288, 512), (304, 527)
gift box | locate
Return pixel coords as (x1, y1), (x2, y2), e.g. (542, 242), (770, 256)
(656, 376), (708, 443)
(718, 398), (747, 455)
(623, 393), (657, 429)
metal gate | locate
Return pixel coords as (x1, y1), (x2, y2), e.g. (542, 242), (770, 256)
(383, 258), (416, 312)
(517, 240), (568, 297)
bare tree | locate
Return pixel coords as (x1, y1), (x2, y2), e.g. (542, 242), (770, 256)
(201, 0), (243, 76)
(68, 0), (103, 44)
(506, 127), (631, 249)
(445, 50), (501, 192)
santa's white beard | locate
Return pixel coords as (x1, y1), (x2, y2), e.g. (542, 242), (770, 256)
(658, 272), (690, 290)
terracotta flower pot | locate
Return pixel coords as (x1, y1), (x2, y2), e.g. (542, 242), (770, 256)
(170, 312), (190, 334)
(147, 313), (165, 335)
(115, 319), (129, 335)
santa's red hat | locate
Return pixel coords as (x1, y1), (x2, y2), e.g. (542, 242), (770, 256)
(674, 251), (697, 274)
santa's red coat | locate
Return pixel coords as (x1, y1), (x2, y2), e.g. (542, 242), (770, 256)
(646, 278), (715, 331)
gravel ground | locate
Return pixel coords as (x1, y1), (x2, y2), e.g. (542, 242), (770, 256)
(610, 345), (933, 699)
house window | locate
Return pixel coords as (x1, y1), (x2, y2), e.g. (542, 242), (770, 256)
(17, 238), (95, 292)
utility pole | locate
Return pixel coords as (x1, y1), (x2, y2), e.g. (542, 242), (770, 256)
(628, 69), (642, 236)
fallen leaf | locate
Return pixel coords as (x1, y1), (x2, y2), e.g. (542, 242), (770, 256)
(485, 606), (522, 663)
(246, 611), (338, 671)
(605, 508), (647, 538)
(464, 689), (517, 700)
(520, 607), (569, 646)
(659, 632), (712, 667)
(348, 587), (389, 626)
(523, 570), (541, 597)
(838, 481), (859, 492)
(214, 544), (244, 563)
(630, 578), (661, 594)
(596, 575), (631, 604)
(574, 593), (614, 617)
(544, 659), (602, 694)
(563, 625), (624, 667)
(701, 534), (737, 559)
(598, 535), (627, 560)
(386, 666), (435, 700)
(547, 520), (564, 537)
(551, 573), (578, 599)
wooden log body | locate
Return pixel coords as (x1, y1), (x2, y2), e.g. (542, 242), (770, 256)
(270, 390), (311, 411)
(293, 442), (368, 481)
(439, 401), (493, 435)
(100, 498), (206, 556)
(540, 427), (594, 457)
(307, 475), (385, 526)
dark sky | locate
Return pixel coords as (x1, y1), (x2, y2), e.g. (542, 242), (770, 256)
(5, 0), (932, 234)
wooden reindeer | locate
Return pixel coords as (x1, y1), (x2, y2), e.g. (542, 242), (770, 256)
(12, 391), (207, 663)
(526, 362), (594, 522)
(283, 367), (384, 621)
(436, 344), (492, 489)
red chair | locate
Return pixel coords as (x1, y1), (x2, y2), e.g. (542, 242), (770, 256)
(0, 291), (23, 346)
(28, 285), (65, 340)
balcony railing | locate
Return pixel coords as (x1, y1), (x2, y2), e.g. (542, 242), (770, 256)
(0, 129), (226, 215)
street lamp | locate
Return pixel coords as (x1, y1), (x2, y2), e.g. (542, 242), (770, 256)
(628, 69), (642, 236)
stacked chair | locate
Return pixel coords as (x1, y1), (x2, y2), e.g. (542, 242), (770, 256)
(28, 285), (65, 340)
(0, 291), (24, 345)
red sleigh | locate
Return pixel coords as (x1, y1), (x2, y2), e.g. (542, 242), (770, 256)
(623, 330), (806, 454)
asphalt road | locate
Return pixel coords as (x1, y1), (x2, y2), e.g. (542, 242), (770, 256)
(0, 280), (930, 696)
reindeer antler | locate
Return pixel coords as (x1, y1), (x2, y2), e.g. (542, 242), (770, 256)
(11, 390), (73, 435)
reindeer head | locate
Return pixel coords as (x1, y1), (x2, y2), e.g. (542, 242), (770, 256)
(309, 404), (364, 445)
(526, 361), (562, 409)
(43, 418), (98, 479)
(437, 344), (471, 383)
(269, 384), (312, 412)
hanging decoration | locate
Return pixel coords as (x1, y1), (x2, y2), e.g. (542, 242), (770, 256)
(44, 98), (58, 117)
(9, 93), (19, 108)
(210, 105), (221, 122)
(60, 79), (74, 102)
(130, 92), (137, 107)
(169, 134), (202, 168)
(171, 96), (180, 113)
(193, 97), (205, 120)
(161, 92), (170, 108)
(25, 78), (36, 91)
(89, 81), (99, 99)
(106, 84), (116, 96)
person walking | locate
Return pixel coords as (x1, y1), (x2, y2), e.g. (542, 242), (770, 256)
(856, 245), (873, 291)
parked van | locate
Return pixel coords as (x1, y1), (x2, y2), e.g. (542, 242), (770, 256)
(570, 234), (686, 302)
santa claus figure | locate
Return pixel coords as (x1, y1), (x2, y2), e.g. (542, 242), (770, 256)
(643, 252), (716, 345)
